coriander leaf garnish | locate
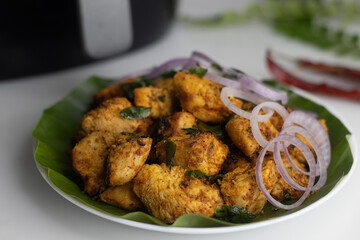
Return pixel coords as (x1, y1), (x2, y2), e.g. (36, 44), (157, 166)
(163, 138), (176, 170)
(231, 68), (246, 75)
(188, 67), (208, 78)
(186, 169), (225, 181)
(122, 132), (149, 138)
(214, 205), (256, 223)
(211, 63), (223, 71)
(161, 70), (177, 79)
(222, 73), (238, 80)
(182, 128), (200, 134)
(198, 121), (223, 136)
(122, 77), (155, 101)
(120, 106), (151, 120)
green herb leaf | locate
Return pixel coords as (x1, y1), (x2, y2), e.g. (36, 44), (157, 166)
(120, 106), (151, 120)
(158, 95), (166, 102)
(198, 121), (223, 136)
(182, 128), (200, 134)
(161, 70), (177, 79)
(163, 138), (176, 170)
(231, 68), (246, 75)
(122, 132), (148, 139)
(222, 73), (238, 80)
(211, 63), (223, 71)
(214, 205), (256, 223)
(122, 78), (155, 101)
(185, 170), (225, 181)
(188, 67), (208, 78)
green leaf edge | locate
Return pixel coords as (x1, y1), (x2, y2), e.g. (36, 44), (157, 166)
(32, 76), (354, 228)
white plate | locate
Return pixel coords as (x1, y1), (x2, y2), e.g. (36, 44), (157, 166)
(34, 88), (358, 234)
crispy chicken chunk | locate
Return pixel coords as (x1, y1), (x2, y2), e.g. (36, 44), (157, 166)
(155, 132), (229, 175)
(225, 116), (279, 158)
(80, 97), (142, 136)
(270, 155), (309, 201)
(221, 148), (252, 173)
(159, 111), (197, 138)
(133, 164), (224, 223)
(134, 86), (175, 118)
(99, 182), (144, 210)
(174, 71), (230, 123)
(221, 159), (278, 214)
(72, 131), (115, 196)
(107, 134), (152, 186)
(154, 77), (175, 93)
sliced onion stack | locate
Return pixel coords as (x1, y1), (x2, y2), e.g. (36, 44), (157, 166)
(115, 51), (330, 210)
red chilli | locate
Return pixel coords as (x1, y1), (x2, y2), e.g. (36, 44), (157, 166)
(266, 51), (360, 101)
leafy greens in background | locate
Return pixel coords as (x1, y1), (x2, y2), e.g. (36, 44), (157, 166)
(32, 76), (353, 227)
(182, 0), (360, 58)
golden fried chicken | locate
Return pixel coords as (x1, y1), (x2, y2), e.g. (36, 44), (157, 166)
(173, 71), (231, 123)
(107, 134), (152, 186)
(72, 131), (115, 196)
(99, 182), (144, 210)
(220, 159), (278, 214)
(221, 148), (252, 173)
(270, 155), (309, 201)
(154, 77), (175, 93)
(80, 97), (142, 136)
(159, 111), (197, 138)
(155, 131), (229, 175)
(134, 86), (175, 118)
(133, 164), (224, 223)
(225, 116), (279, 158)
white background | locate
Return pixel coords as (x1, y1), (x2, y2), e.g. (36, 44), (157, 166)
(1, 1), (360, 239)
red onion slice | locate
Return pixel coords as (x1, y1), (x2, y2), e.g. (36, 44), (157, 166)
(220, 87), (274, 120)
(283, 111), (331, 168)
(145, 57), (198, 79)
(256, 134), (316, 210)
(250, 101), (289, 149)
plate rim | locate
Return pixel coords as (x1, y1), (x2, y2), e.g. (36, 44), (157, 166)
(33, 87), (358, 234)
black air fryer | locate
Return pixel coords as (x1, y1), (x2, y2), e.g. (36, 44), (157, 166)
(0, 0), (176, 80)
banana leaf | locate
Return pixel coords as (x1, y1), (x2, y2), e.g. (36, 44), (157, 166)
(32, 76), (354, 227)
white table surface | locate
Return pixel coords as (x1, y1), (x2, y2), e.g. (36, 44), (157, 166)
(1, 1), (360, 239)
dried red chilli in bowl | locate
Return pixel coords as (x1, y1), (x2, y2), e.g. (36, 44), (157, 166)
(115, 51), (331, 211)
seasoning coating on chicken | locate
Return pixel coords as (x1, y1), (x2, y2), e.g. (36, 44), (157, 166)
(134, 118), (154, 136)
(225, 116), (279, 157)
(160, 111), (197, 138)
(72, 131), (115, 196)
(133, 164), (224, 223)
(154, 77), (175, 93)
(134, 86), (175, 118)
(81, 97), (141, 136)
(99, 182), (144, 210)
(173, 71), (230, 123)
(221, 149), (252, 173)
(107, 135), (152, 186)
(93, 82), (125, 104)
(270, 155), (309, 201)
(220, 159), (278, 214)
(155, 132), (229, 175)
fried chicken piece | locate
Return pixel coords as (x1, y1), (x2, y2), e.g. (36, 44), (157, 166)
(107, 134), (152, 186)
(270, 155), (309, 202)
(221, 148), (252, 173)
(99, 182), (144, 210)
(154, 77), (175, 93)
(93, 77), (138, 104)
(80, 97), (142, 136)
(155, 131), (229, 175)
(133, 164), (224, 223)
(134, 118), (154, 136)
(134, 86), (175, 118)
(173, 71), (231, 123)
(72, 131), (115, 196)
(159, 111), (197, 138)
(220, 159), (278, 214)
(225, 116), (279, 157)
